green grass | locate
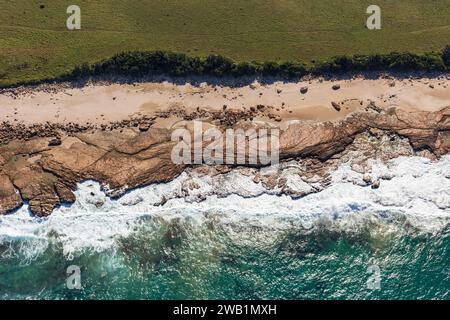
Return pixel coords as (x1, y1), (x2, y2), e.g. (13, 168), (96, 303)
(1, 0), (450, 86)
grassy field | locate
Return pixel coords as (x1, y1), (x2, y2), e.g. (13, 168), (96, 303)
(1, 0), (449, 86)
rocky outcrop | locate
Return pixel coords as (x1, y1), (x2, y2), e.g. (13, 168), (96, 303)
(280, 106), (450, 159)
(0, 174), (22, 214)
(0, 106), (449, 216)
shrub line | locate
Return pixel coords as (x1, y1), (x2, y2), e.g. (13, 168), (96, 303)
(2, 46), (449, 88)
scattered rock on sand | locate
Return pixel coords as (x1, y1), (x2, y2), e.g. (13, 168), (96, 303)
(250, 82), (260, 90)
(48, 137), (62, 146)
(332, 84), (341, 91)
(331, 101), (341, 111)
(300, 87), (308, 94)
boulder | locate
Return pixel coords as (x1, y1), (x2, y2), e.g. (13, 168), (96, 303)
(331, 101), (341, 111)
(48, 137), (62, 146)
(332, 84), (341, 90)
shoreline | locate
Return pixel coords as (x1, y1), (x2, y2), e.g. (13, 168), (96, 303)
(0, 76), (449, 216)
(2, 153), (448, 300)
(1, 75), (449, 128)
(0, 107), (449, 216)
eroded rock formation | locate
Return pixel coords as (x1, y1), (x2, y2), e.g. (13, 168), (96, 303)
(0, 106), (449, 216)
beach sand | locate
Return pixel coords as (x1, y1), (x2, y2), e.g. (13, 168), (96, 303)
(1, 77), (448, 127)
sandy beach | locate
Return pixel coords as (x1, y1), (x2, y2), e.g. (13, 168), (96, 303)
(1, 76), (449, 128)
(0, 75), (449, 216)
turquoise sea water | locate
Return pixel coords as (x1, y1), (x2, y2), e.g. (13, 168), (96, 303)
(0, 156), (449, 300)
(0, 211), (448, 300)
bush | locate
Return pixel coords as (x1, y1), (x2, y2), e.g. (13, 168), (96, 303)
(278, 62), (307, 78)
(202, 55), (234, 76)
(310, 50), (446, 74)
(232, 61), (259, 76)
(442, 45), (450, 68)
(65, 45), (449, 83)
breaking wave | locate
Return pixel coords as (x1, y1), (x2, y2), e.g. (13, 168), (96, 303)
(0, 156), (449, 299)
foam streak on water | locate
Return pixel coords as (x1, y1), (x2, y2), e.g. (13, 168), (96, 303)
(0, 156), (449, 299)
(0, 156), (448, 256)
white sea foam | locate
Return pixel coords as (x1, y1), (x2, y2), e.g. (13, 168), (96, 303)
(0, 156), (448, 257)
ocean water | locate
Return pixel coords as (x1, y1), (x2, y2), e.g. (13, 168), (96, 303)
(0, 156), (449, 300)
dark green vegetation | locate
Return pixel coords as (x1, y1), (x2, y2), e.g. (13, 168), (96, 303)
(443, 46), (450, 67)
(1, 0), (450, 86)
(72, 48), (449, 79)
(1, 46), (449, 87)
(7, 47), (450, 87)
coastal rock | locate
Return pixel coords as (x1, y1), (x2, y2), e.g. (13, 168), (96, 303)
(371, 179), (380, 189)
(0, 105), (449, 216)
(363, 174), (372, 185)
(138, 122), (151, 132)
(48, 137), (62, 146)
(332, 84), (341, 90)
(0, 174), (22, 214)
(331, 101), (341, 111)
